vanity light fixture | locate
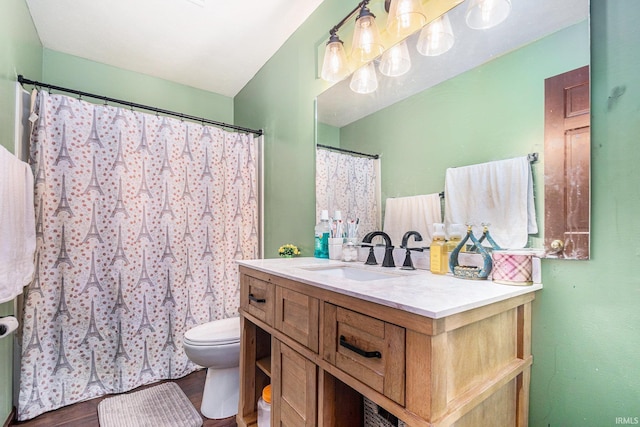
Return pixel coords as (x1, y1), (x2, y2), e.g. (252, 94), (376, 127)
(465, 0), (511, 30)
(320, 0), (512, 94)
(386, 0), (427, 40)
(416, 13), (455, 56)
(379, 40), (412, 77)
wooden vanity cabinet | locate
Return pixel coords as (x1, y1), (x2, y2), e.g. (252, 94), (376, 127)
(237, 265), (535, 427)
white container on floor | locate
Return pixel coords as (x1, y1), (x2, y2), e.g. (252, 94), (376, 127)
(257, 385), (271, 427)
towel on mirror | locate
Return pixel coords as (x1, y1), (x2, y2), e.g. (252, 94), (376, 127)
(0, 145), (36, 304)
(444, 156), (537, 249)
(383, 194), (442, 247)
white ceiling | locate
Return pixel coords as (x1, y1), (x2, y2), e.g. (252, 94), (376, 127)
(25, 0), (324, 97)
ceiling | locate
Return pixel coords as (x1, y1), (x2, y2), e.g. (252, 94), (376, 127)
(318, 0), (589, 128)
(25, 0), (325, 97)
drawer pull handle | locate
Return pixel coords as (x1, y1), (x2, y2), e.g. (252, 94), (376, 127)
(339, 335), (382, 359)
(249, 293), (266, 303)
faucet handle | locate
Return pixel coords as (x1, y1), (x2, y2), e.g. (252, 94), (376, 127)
(364, 246), (378, 265)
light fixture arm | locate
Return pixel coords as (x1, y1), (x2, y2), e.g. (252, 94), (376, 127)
(327, 0), (370, 41)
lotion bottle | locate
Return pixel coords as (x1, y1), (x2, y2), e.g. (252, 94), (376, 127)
(314, 210), (330, 258)
(430, 223), (448, 274)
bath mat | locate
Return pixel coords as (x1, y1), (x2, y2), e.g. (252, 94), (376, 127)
(97, 382), (203, 427)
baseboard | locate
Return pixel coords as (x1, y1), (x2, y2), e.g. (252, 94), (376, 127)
(2, 406), (16, 427)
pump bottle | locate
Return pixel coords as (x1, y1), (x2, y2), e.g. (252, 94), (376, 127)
(445, 223), (465, 253)
(430, 223), (448, 274)
(314, 210), (331, 258)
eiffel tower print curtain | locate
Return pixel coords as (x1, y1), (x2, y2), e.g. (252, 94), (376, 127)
(18, 91), (260, 420)
(315, 148), (380, 240)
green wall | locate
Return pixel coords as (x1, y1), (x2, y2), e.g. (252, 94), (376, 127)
(0, 0), (42, 423)
(235, 0), (640, 425)
(234, 1), (353, 259)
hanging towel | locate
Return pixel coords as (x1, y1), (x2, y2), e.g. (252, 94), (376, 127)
(444, 156), (537, 249)
(0, 145), (36, 304)
(383, 194), (442, 247)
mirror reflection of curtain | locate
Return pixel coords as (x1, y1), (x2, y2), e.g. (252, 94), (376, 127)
(18, 91), (260, 420)
(315, 148), (380, 240)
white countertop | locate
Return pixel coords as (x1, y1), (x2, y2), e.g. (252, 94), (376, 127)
(237, 257), (542, 319)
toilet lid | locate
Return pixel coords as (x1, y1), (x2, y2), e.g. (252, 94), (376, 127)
(184, 316), (240, 346)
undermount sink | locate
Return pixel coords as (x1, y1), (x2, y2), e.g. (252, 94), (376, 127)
(300, 265), (406, 282)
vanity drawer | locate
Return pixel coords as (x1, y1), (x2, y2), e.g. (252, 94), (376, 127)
(240, 275), (275, 326)
(275, 286), (319, 353)
(323, 303), (406, 405)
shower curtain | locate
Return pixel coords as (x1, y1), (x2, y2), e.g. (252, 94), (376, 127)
(315, 148), (380, 239)
(18, 92), (260, 420)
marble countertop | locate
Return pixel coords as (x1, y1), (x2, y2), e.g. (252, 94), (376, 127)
(237, 257), (542, 319)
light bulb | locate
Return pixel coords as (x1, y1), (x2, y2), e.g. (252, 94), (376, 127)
(350, 62), (379, 94)
(465, 0), (511, 30)
(386, 0), (426, 40)
(320, 35), (350, 83)
(416, 14), (455, 56)
(379, 40), (411, 77)
(351, 6), (384, 68)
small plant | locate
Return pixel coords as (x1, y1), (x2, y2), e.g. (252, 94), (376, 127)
(278, 244), (300, 257)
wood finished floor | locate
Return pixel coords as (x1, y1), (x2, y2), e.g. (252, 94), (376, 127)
(10, 369), (237, 427)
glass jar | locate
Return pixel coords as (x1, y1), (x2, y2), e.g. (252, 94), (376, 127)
(341, 239), (359, 262)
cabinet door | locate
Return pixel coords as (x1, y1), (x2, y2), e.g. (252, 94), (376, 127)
(273, 339), (317, 426)
(323, 303), (406, 405)
(276, 286), (319, 352)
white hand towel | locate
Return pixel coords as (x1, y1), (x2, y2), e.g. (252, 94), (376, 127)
(444, 156), (537, 249)
(383, 194), (442, 247)
(0, 145), (36, 304)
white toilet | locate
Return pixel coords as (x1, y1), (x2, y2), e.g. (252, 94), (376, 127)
(183, 316), (241, 419)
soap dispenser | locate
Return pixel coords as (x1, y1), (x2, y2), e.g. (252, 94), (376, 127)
(446, 223), (465, 253)
(430, 223), (448, 275)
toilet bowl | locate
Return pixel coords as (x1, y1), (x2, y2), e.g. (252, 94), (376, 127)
(183, 316), (241, 419)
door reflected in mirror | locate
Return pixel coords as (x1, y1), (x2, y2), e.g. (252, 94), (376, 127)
(315, 0), (590, 259)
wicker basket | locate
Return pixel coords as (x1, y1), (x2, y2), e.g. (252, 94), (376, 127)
(363, 397), (406, 427)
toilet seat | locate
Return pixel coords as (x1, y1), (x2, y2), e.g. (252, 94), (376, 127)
(184, 317), (240, 346)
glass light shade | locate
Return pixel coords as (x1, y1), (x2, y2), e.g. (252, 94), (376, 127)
(350, 62), (379, 94)
(465, 0), (511, 30)
(379, 40), (411, 77)
(416, 14), (455, 56)
(386, 0), (427, 40)
(320, 39), (350, 83)
(351, 12), (384, 67)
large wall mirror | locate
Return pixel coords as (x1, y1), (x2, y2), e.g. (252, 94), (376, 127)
(315, 0), (590, 259)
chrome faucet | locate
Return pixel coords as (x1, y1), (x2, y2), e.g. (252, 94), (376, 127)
(361, 231), (395, 267)
(400, 231), (423, 270)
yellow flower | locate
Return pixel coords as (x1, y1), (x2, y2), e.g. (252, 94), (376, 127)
(278, 243), (300, 257)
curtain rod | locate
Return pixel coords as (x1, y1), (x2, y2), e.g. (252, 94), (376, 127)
(17, 75), (263, 137)
(317, 144), (379, 159)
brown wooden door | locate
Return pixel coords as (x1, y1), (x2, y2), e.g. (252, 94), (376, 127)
(272, 339), (317, 426)
(544, 65), (590, 259)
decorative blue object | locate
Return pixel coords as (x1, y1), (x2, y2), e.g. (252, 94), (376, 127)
(449, 225), (501, 280)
